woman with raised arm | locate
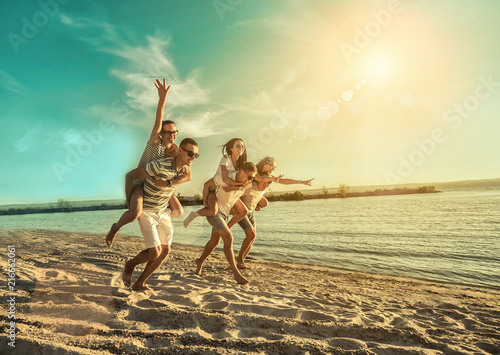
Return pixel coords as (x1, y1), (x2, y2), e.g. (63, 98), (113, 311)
(106, 78), (189, 247)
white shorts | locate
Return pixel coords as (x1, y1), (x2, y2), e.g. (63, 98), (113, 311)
(138, 211), (173, 249)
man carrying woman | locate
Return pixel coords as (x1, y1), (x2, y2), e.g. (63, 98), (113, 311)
(226, 156), (314, 270)
(106, 79), (188, 247)
(195, 160), (258, 285)
(121, 138), (199, 290)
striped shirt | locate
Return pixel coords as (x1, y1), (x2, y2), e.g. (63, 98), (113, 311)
(137, 141), (165, 168)
(135, 142), (165, 185)
(142, 157), (185, 212)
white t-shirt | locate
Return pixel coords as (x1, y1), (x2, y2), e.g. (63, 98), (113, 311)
(240, 182), (268, 213)
(213, 154), (237, 186)
(215, 171), (244, 216)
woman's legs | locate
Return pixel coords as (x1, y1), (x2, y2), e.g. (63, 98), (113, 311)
(168, 194), (183, 218)
(183, 189), (217, 228)
(227, 199), (248, 229)
(106, 185), (143, 247)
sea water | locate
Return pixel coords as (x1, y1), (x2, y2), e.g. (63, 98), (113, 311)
(1, 187), (499, 288)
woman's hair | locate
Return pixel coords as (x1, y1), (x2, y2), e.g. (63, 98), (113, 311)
(162, 120), (176, 126)
(240, 162), (257, 175)
(256, 156), (276, 175)
(221, 138), (247, 169)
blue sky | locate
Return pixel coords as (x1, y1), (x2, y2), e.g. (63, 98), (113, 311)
(1, 0), (499, 205)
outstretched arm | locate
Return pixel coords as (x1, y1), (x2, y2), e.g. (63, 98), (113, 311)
(148, 78), (171, 146)
(278, 178), (314, 186)
(254, 174), (283, 183)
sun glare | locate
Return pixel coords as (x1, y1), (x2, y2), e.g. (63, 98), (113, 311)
(362, 51), (396, 81)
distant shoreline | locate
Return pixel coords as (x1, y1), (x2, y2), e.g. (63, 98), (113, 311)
(0, 185), (440, 216)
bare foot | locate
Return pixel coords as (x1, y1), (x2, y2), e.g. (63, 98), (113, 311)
(234, 274), (249, 285)
(183, 211), (198, 228)
(122, 260), (134, 287)
(195, 258), (203, 276)
(237, 262), (252, 270)
(132, 283), (152, 291)
(105, 223), (118, 247)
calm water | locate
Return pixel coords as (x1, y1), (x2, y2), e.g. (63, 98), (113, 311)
(2, 187), (499, 288)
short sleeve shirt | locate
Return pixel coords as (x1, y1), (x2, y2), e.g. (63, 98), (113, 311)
(240, 182), (269, 213)
(213, 154), (237, 186)
(215, 171), (244, 216)
(142, 157), (185, 212)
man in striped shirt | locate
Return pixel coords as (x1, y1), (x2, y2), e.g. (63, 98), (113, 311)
(122, 138), (199, 290)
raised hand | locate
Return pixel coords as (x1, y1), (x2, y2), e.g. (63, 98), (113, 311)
(155, 78), (170, 100)
(152, 177), (169, 188)
(164, 143), (178, 157)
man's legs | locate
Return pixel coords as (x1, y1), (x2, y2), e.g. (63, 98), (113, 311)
(195, 229), (221, 276)
(132, 244), (171, 290)
(217, 227), (249, 285)
(122, 246), (161, 287)
(123, 211), (173, 289)
(236, 228), (256, 269)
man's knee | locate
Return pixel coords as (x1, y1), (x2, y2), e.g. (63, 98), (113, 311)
(159, 245), (171, 259)
(219, 230), (234, 244)
(246, 229), (256, 241)
(147, 246), (162, 259)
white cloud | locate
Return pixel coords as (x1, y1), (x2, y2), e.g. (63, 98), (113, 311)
(12, 125), (40, 153)
(58, 14), (209, 115)
(0, 70), (25, 93)
(177, 111), (235, 138)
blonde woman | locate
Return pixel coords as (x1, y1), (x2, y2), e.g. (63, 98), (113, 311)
(227, 156), (314, 269)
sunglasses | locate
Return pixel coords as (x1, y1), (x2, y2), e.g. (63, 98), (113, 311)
(245, 172), (256, 181)
(181, 147), (199, 159)
(265, 159), (277, 170)
(162, 130), (179, 136)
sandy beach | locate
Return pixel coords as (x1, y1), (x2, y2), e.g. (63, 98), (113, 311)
(0, 229), (499, 354)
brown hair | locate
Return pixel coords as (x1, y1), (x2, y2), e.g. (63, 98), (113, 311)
(221, 138), (247, 169)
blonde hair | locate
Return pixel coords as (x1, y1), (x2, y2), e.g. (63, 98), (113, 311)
(255, 156), (275, 175)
